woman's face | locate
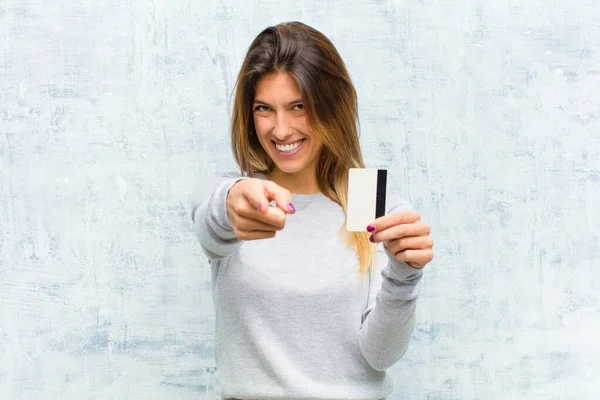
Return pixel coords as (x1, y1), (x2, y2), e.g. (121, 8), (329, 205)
(252, 72), (323, 177)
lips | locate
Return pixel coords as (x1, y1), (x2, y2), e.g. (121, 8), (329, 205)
(273, 138), (305, 155)
(273, 139), (305, 146)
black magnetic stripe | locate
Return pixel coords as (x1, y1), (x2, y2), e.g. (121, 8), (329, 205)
(375, 169), (387, 218)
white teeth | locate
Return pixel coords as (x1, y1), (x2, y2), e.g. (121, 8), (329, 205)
(276, 140), (302, 152)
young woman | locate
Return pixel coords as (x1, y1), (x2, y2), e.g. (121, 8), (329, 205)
(190, 21), (434, 400)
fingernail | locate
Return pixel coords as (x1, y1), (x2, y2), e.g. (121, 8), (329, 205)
(369, 234), (375, 243)
(287, 203), (295, 212)
(258, 204), (262, 212)
(367, 225), (375, 232)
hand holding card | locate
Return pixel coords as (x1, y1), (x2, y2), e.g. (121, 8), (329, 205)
(346, 167), (434, 268)
(346, 168), (387, 231)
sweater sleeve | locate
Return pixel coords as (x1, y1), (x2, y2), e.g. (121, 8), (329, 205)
(188, 172), (251, 261)
(357, 200), (424, 371)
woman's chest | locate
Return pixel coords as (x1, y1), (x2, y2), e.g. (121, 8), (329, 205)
(214, 217), (367, 311)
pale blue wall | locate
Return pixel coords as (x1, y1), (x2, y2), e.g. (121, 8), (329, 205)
(1, 0), (599, 399)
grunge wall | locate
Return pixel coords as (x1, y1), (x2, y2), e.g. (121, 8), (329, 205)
(1, 0), (599, 398)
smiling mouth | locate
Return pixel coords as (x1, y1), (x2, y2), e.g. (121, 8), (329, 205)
(272, 138), (305, 154)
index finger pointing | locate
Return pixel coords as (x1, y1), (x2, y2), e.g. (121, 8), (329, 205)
(263, 181), (295, 214)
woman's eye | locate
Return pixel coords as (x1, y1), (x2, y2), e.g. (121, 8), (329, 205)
(254, 105), (269, 112)
(293, 103), (304, 111)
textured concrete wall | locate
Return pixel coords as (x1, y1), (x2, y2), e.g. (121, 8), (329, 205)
(1, 1), (599, 399)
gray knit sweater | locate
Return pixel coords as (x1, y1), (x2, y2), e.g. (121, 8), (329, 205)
(189, 172), (423, 400)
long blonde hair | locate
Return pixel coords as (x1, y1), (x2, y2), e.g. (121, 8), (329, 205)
(230, 21), (376, 277)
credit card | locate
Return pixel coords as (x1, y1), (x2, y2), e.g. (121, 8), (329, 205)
(346, 168), (387, 231)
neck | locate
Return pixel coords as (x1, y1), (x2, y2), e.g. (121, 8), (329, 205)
(265, 167), (320, 195)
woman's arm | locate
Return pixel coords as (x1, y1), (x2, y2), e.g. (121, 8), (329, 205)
(357, 201), (425, 371)
(188, 172), (249, 260)
(358, 247), (423, 370)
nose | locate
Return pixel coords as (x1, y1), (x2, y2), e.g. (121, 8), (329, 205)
(273, 112), (293, 141)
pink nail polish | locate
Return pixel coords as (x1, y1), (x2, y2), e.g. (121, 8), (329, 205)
(367, 225), (375, 232)
(258, 204), (262, 212)
(369, 234), (375, 243)
(287, 203), (295, 212)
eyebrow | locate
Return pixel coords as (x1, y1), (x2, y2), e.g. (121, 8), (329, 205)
(253, 99), (303, 107)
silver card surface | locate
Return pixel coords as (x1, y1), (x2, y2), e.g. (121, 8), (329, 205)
(346, 168), (387, 231)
